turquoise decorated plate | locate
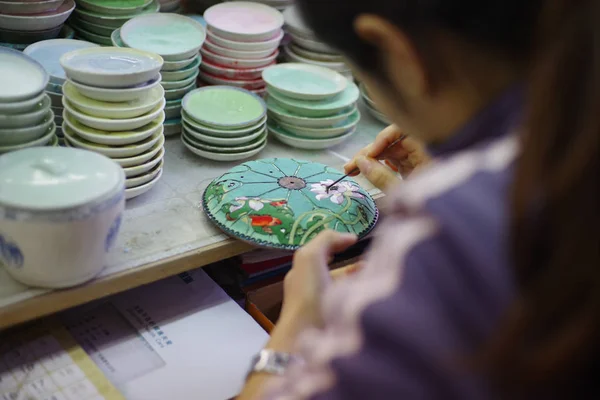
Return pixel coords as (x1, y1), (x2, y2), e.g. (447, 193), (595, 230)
(202, 158), (378, 250)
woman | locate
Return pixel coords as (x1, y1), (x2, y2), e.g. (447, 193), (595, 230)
(238, 0), (598, 398)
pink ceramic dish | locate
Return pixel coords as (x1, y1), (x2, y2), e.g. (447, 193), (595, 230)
(200, 59), (275, 80)
(200, 47), (279, 69)
(203, 39), (278, 60)
(197, 70), (265, 90)
(0, 0), (64, 15)
(204, 1), (284, 42)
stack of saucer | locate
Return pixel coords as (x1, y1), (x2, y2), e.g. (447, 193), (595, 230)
(359, 82), (390, 125)
(199, 1), (284, 97)
(281, 5), (351, 79)
(0, 0), (75, 48)
(60, 47), (166, 200)
(181, 86), (267, 161)
(69, 0), (160, 45)
(115, 13), (206, 136)
(263, 63), (360, 150)
(0, 49), (57, 154)
(24, 39), (99, 145)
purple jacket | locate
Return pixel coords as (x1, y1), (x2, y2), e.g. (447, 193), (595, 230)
(267, 87), (524, 399)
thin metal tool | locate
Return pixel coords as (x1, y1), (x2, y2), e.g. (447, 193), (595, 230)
(326, 135), (407, 192)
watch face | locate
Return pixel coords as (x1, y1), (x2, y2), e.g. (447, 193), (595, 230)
(202, 158), (379, 250)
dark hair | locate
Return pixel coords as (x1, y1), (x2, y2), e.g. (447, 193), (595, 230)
(298, 0), (599, 394)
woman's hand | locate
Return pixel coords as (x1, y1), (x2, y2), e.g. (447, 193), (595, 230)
(280, 231), (358, 329)
(344, 124), (430, 192)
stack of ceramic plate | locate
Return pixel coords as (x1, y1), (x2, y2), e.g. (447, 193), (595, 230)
(359, 82), (390, 125)
(223, 0), (292, 12)
(69, 0), (160, 45)
(199, 1), (284, 97)
(0, 49), (57, 154)
(114, 13), (206, 136)
(0, 0), (75, 49)
(60, 47), (166, 200)
(24, 39), (99, 145)
(263, 63), (360, 150)
(281, 4), (351, 79)
(159, 0), (181, 12)
(181, 86), (267, 161)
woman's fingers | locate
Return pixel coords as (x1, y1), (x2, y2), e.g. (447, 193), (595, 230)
(355, 156), (401, 192)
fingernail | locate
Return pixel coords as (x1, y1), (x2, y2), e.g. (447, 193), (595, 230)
(356, 156), (371, 174)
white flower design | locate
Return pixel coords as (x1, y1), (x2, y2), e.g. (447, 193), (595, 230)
(229, 197), (264, 213)
(310, 179), (365, 205)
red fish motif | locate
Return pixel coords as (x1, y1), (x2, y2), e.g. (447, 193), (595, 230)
(249, 215), (282, 234)
(270, 200), (288, 207)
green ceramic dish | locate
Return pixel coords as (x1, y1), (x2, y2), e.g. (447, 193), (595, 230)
(77, 0), (152, 16)
(71, 24), (113, 46)
(202, 158), (378, 250)
(267, 82), (360, 117)
(272, 109), (361, 139)
(72, 0), (160, 28)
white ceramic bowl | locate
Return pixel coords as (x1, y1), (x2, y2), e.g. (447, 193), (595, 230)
(204, 1), (284, 42)
(62, 97), (165, 131)
(162, 70), (200, 90)
(182, 134), (267, 162)
(269, 123), (356, 149)
(0, 96), (51, 129)
(60, 47), (164, 89)
(183, 122), (266, 146)
(68, 75), (162, 103)
(206, 28), (283, 52)
(121, 13), (206, 61)
(200, 60), (273, 80)
(0, 146), (125, 288)
(0, 0), (75, 32)
(0, 124), (56, 154)
(0, 48), (49, 102)
(63, 81), (165, 119)
(112, 134), (164, 167)
(162, 54), (201, 71)
(64, 125), (163, 158)
(126, 161), (162, 188)
(63, 110), (164, 146)
(0, 111), (55, 146)
(198, 70), (265, 90)
(125, 168), (162, 199)
(262, 63), (347, 100)
(123, 147), (164, 177)
(203, 40), (276, 60)
(0, 92), (48, 115)
(201, 48), (278, 69)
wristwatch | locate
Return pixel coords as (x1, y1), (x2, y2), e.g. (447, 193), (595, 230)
(247, 349), (300, 378)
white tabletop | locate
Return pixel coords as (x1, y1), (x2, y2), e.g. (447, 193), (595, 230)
(0, 102), (386, 330)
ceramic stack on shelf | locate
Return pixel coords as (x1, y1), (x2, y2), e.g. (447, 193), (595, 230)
(112, 13), (206, 136)
(359, 82), (390, 125)
(59, 47), (166, 200)
(0, 0), (75, 50)
(263, 63), (360, 150)
(281, 4), (351, 79)
(69, 0), (160, 46)
(199, 1), (284, 97)
(23, 39), (99, 145)
(181, 86), (268, 161)
(0, 49), (58, 154)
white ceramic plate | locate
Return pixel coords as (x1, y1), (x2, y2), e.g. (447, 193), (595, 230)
(183, 129), (266, 153)
(113, 134), (164, 167)
(274, 109), (361, 138)
(0, 112), (54, 146)
(0, 96), (51, 129)
(23, 39), (99, 84)
(63, 81), (165, 119)
(283, 45), (349, 72)
(289, 32), (334, 54)
(206, 29), (283, 52)
(0, 48), (49, 102)
(0, 0), (75, 32)
(63, 110), (164, 145)
(0, 92), (48, 115)
(60, 47), (164, 88)
(268, 99), (357, 128)
(125, 168), (162, 200)
(268, 82), (360, 117)
(161, 57), (201, 81)
(198, 70), (265, 90)
(68, 74), (162, 103)
(262, 63), (347, 100)
(181, 111), (266, 137)
(63, 97), (165, 131)
(205, 1), (283, 42)
(289, 43), (342, 62)
(64, 126), (163, 158)
(123, 147), (164, 177)
(164, 81), (196, 101)
(0, 125), (55, 154)
(282, 4), (313, 38)
(200, 60), (272, 80)
(203, 40), (276, 60)
(183, 121), (266, 146)
(182, 134), (267, 162)
(162, 54), (200, 72)
(161, 70), (199, 90)
(268, 123), (356, 150)
(200, 47), (278, 69)
(126, 162), (162, 189)
(121, 13), (206, 61)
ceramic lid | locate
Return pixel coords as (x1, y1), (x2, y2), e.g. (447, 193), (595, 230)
(0, 147), (124, 211)
(202, 158), (378, 250)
